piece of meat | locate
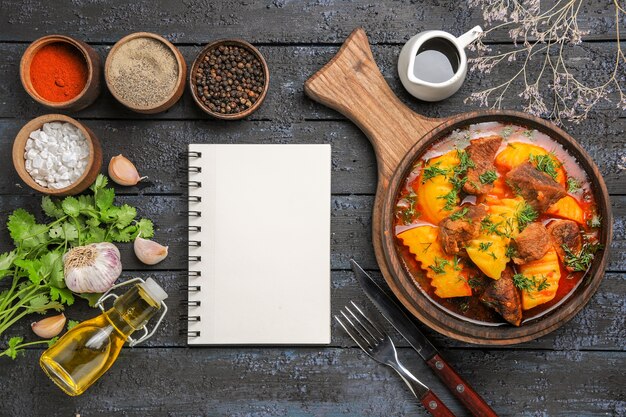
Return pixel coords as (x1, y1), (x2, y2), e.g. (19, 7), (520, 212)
(463, 135), (503, 195)
(438, 204), (487, 255)
(547, 220), (582, 271)
(480, 267), (522, 326)
(512, 222), (552, 265)
(505, 162), (566, 212)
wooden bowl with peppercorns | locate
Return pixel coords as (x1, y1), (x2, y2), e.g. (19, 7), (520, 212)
(190, 39), (269, 120)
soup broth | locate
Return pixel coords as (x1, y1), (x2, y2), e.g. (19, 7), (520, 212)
(393, 122), (602, 326)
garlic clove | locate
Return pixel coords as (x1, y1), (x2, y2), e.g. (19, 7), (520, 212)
(134, 237), (169, 265)
(108, 154), (146, 186)
(32, 313), (66, 338)
(64, 242), (123, 293)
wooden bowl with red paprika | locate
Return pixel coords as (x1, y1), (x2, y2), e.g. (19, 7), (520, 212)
(20, 35), (101, 112)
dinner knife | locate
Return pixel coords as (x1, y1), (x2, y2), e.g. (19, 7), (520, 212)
(350, 259), (499, 417)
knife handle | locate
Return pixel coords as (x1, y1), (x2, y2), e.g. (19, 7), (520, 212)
(420, 390), (456, 417)
(426, 353), (498, 417)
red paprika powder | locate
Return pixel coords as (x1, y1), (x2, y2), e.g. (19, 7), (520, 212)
(30, 42), (88, 102)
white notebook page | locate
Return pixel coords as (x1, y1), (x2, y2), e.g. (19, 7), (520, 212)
(188, 144), (331, 344)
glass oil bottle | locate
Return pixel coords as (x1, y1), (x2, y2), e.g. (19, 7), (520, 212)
(40, 278), (168, 396)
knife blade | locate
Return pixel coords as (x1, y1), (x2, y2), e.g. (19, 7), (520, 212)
(350, 259), (499, 417)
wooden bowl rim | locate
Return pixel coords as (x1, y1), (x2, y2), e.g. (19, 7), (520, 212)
(12, 114), (98, 196)
(105, 32), (186, 112)
(380, 109), (613, 345)
(189, 38), (270, 120)
(20, 34), (96, 108)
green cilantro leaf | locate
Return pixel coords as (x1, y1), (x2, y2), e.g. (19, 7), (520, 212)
(3, 336), (24, 359)
(67, 320), (80, 330)
(84, 227), (107, 245)
(96, 187), (115, 211)
(0, 251), (18, 272)
(28, 293), (50, 310)
(114, 205), (138, 229)
(47, 337), (59, 347)
(7, 209), (36, 242)
(90, 174), (109, 193)
(61, 197), (81, 218)
(50, 286), (75, 306)
(14, 259), (43, 285)
(41, 196), (65, 219)
(134, 218), (154, 239)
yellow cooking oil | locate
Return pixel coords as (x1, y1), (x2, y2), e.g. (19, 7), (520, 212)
(40, 279), (167, 396)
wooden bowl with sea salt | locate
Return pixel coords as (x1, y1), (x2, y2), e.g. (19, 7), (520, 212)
(105, 32), (186, 114)
(12, 114), (102, 196)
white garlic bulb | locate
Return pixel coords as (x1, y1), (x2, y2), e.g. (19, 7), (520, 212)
(134, 236), (168, 265)
(63, 242), (122, 293)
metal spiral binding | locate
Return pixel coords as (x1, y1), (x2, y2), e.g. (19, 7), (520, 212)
(180, 180), (202, 188)
(179, 284), (201, 292)
(184, 151), (203, 339)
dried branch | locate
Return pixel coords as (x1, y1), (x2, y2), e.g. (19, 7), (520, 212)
(466, 0), (626, 124)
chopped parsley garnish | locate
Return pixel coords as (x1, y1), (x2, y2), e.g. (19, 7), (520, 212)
(501, 126), (514, 137)
(422, 163), (449, 183)
(429, 257), (450, 275)
(449, 207), (469, 221)
(452, 255), (462, 271)
(505, 244), (517, 259)
(522, 130), (535, 138)
(438, 189), (458, 212)
(513, 273), (550, 292)
(458, 299), (470, 313)
(505, 178), (522, 195)
(478, 241), (493, 252)
(468, 276), (484, 289)
(480, 215), (514, 238)
(529, 153), (560, 181)
(488, 251), (498, 260)
(567, 177), (582, 193)
(516, 201), (538, 230)
(479, 170), (498, 185)
(587, 214), (602, 229)
(396, 192), (420, 225)
(562, 242), (603, 272)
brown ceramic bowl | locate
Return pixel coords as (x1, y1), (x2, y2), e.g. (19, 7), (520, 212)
(105, 32), (186, 114)
(190, 39), (269, 120)
(13, 114), (102, 196)
(20, 35), (101, 112)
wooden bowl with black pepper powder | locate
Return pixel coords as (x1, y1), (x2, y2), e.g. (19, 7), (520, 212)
(190, 39), (269, 120)
(105, 32), (186, 114)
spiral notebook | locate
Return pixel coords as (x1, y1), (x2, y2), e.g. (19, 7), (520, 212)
(186, 144), (331, 345)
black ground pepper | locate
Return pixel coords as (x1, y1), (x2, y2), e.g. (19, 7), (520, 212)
(194, 44), (265, 115)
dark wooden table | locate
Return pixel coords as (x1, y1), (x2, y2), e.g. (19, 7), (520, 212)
(1, 1), (624, 416)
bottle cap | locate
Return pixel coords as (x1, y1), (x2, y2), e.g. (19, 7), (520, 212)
(142, 278), (168, 304)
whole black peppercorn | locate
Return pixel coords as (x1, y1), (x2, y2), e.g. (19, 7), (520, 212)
(194, 43), (266, 115)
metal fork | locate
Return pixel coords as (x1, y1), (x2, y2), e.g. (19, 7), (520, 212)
(336, 302), (455, 417)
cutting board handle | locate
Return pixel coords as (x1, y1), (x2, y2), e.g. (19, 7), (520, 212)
(304, 27), (441, 181)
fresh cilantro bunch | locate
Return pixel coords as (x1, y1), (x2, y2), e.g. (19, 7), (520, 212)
(0, 174), (154, 345)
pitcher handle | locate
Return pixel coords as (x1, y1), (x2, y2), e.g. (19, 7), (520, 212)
(456, 25), (483, 49)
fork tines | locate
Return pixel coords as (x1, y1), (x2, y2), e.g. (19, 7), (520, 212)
(335, 301), (386, 350)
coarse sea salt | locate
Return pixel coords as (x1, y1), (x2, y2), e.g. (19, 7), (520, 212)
(24, 122), (90, 189)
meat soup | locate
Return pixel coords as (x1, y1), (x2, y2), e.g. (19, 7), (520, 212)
(393, 122), (603, 326)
